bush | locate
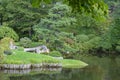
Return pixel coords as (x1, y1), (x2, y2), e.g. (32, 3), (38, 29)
(0, 37), (14, 60)
(0, 26), (19, 41)
(20, 37), (32, 48)
(29, 42), (42, 47)
(4, 50), (13, 55)
(76, 34), (89, 43)
(0, 37), (14, 50)
(49, 51), (62, 57)
(116, 46), (120, 52)
(0, 46), (4, 60)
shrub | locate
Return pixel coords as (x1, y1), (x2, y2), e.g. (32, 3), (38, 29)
(29, 42), (42, 47)
(0, 37), (14, 50)
(0, 37), (14, 60)
(76, 34), (89, 43)
(0, 46), (4, 61)
(4, 50), (13, 55)
(0, 26), (19, 41)
(116, 46), (120, 52)
(49, 51), (62, 57)
(64, 37), (74, 45)
(19, 37), (32, 48)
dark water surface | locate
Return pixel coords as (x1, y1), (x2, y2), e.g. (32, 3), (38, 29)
(0, 55), (120, 80)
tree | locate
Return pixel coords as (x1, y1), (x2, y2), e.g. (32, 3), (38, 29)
(35, 3), (76, 30)
(100, 2), (120, 53)
(0, 0), (49, 37)
(33, 3), (77, 53)
(32, 0), (109, 22)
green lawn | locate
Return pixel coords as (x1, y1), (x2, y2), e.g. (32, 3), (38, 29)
(1, 50), (88, 68)
(61, 59), (88, 68)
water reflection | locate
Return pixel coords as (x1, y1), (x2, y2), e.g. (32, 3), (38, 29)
(108, 56), (120, 80)
(0, 56), (120, 80)
(0, 67), (62, 74)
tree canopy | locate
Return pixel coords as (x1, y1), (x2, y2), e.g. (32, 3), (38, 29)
(31, 0), (109, 22)
(0, 0), (119, 55)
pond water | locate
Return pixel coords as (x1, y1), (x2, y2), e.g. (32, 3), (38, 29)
(0, 55), (120, 80)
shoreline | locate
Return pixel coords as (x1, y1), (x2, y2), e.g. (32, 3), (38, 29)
(0, 63), (62, 70)
(0, 67), (62, 74)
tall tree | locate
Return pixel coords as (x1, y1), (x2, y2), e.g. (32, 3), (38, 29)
(0, 0), (49, 37)
(33, 3), (77, 53)
(32, 0), (109, 22)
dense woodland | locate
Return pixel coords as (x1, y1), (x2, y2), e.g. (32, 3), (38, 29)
(0, 0), (120, 59)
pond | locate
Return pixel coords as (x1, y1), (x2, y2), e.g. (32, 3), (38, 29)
(0, 55), (120, 80)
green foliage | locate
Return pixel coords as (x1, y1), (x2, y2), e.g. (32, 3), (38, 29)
(33, 3), (76, 30)
(59, 9), (109, 40)
(116, 46), (120, 52)
(20, 37), (32, 48)
(74, 34), (101, 53)
(76, 14), (97, 28)
(0, 37), (14, 50)
(66, 0), (108, 22)
(33, 28), (52, 41)
(110, 1), (120, 18)
(49, 51), (62, 57)
(0, 0), (48, 37)
(0, 26), (19, 41)
(31, 0), (42, 7)
(76, 34), (89, 43)
(0, 37), (14, 60)
(0, 46), (4, 61)
(29, 42), (42, 47)
(0, 0), (118, 55)
(111, 19), (120, 44)
(33, 3), (77, 54)
(33, 3), (107, 54)
(32, 0), (108, 22)
(102, 19), (120, 50)
(99, 27), (112, 50)
(16, 41), (42, 48)
(71, 12), (110, 36)
(100, 2), (120, 52)
(31, 0), (58, 7)
(4, 50), (13, 55)
(84, 37), (101, 49)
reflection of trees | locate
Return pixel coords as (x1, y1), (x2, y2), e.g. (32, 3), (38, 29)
(108, 56), (120, 80)
(73, 66), (104, 80)
(0, 72), (9, 80)
(8, 66), (104, 80)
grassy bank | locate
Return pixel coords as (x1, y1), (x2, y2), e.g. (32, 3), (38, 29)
(1, 50), (59, 64)
(61, 59), (88, 68)
(1, 50), (88, 68)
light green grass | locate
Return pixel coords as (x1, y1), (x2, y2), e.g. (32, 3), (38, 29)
(1, 50), (59, 64)
(1, 50), (88, 68)
(61, 59), (88, 68)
